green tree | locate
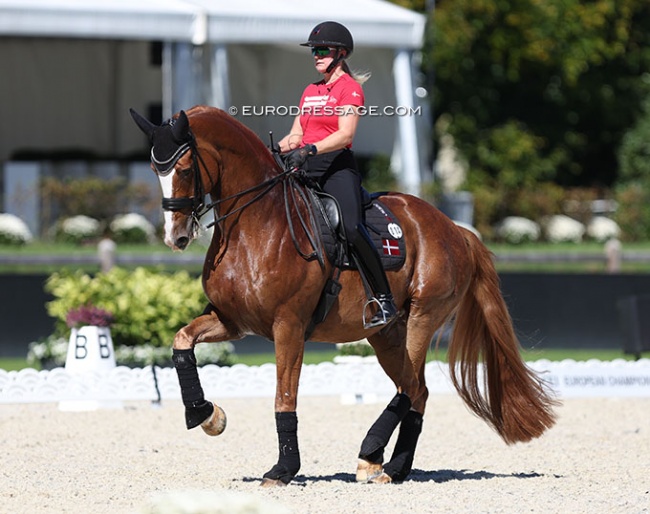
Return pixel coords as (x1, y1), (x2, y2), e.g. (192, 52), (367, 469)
(618, 95), (650, 184)
(614, 94), (650, 241)
(427, 0), (650, 189)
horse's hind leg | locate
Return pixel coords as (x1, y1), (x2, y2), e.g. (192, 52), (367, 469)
(381, 409), (424, 481)
(358, 313), (441, 483)
(356, 321), (413, 482)
(356, 391), (413, 482)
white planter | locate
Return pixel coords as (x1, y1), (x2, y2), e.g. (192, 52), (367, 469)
(64, 325), (116, 373)
(59, 325), (121, 411)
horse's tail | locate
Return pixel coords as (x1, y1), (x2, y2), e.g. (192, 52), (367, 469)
(447, 230), (559, 444)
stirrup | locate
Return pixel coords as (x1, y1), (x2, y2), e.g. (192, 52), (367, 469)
(362, 297), (396, 329)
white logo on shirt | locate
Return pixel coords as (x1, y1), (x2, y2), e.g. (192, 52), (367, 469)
(303, 95), (328, 107)
(352, 91), (360, 97)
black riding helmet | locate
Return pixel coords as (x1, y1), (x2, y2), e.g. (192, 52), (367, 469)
(300, 21), (354, 56)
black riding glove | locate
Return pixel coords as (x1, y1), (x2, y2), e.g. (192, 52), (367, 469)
(286, 145), (317, 169)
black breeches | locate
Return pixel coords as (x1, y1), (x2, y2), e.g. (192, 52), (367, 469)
(320, 167), (363, 238)
(306, 148), (363, 239)
(306, 150), (392, 299)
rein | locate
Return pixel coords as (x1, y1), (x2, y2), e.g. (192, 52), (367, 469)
(160, 135), (325, 265)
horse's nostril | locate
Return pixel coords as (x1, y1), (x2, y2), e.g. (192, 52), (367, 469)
(176, 237), (189, 250)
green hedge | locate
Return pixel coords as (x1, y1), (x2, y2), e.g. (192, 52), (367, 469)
(45, 267), (205, 348)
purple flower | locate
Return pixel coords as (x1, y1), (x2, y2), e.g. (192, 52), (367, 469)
(66, 304), (114, 328)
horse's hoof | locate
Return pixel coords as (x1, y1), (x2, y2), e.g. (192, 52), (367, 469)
(356, 459), (383, 482)
(260, 478), (288, 488)
(369, 472), (392, 484)
(200, 403), (227, 436)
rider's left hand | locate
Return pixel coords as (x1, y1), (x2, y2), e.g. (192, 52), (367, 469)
(285, 147), (310, 169)
(286, 145), (316, 169)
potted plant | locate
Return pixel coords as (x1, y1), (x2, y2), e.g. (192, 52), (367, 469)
(64, 304), (116, 372)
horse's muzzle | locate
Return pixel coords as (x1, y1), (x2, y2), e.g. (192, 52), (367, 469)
(175, 236), (190, 250)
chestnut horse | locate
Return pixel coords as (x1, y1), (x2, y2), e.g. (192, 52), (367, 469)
(130, 105), (557, 487)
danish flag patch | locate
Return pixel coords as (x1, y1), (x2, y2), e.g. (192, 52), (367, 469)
(382, 239), (401, 256)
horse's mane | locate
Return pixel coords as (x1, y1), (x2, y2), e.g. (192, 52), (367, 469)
(184, 105), (279, 171)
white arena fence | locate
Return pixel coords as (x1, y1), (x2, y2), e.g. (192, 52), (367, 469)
(1, 358), (649, 406)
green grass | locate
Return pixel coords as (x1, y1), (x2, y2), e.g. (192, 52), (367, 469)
(0, 241), (206, 273)
(2, 347), (640, 372)
(519, 348), (638, 362)
(0, 357), (33, 371)
(3, 240), (650, 273)
(487, 241), (650, 273)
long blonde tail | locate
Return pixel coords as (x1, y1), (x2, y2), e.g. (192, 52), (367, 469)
(447, 231), (559, 444)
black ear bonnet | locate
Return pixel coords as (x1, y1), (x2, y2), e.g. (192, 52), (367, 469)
(130, 109), (193, 175)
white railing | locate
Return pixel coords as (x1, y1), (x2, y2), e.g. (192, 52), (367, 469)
(1, 358), (649, 407)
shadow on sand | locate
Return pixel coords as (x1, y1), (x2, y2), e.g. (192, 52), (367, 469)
(240, 468), (556, 485)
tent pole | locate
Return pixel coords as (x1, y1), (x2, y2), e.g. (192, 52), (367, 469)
(392, 49), (421, 196)
(162, 42), (173, 118)
(208, 44), (230, 110)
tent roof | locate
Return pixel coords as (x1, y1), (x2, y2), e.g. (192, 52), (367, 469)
(0, 0), (425, 48)
(0, 0), (200, 42)
(194, 0), (425, 48)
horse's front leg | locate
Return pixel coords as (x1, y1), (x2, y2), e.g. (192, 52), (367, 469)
(172, 305), (240, 435)
(260, 324), (305, 488)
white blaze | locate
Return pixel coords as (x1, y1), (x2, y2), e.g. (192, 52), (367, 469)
(158, 170), (175, 247)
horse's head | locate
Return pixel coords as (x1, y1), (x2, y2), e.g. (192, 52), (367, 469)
(130, 108), (208, 250)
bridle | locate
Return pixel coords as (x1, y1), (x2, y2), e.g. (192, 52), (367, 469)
(152, 128), (325, 264)
(153, 128), (293, 231)
(153, 135), (207, 215)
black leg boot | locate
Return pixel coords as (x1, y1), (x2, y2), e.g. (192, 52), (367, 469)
(350, 224), (397, 329)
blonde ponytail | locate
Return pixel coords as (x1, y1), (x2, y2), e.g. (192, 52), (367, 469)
(341, 61), (371, 85)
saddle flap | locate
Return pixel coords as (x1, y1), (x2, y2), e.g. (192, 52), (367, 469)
(314, 191), (342, 233)
(321, 196), (341, 232)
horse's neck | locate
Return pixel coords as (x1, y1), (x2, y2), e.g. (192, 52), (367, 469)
(210, 152), (284, 226)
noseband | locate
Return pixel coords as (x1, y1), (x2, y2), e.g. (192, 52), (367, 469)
(151, 132), (208, 218)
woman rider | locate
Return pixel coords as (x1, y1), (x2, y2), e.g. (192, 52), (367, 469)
(279, 20), (397, 329)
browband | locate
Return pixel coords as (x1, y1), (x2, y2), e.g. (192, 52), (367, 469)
(151, 142), (191, 175)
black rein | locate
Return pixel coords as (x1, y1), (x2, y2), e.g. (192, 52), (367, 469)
(158, 135), (325, 265)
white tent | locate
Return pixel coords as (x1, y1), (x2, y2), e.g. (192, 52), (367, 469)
(0, 0), (429, 193)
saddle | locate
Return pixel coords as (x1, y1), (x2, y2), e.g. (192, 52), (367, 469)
(269, 144), (406, 272)
(270, 144), (405, 338)
(302, 188), (406, 339)
(308, 188), (406, 271)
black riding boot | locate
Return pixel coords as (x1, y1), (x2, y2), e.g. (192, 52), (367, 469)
(350, 224), (397, 329)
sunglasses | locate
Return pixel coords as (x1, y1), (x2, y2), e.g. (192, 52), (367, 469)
(311, 47), (335, 57)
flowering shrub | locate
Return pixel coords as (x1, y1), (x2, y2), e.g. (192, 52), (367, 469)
(27, 336), (68, 368)
(27, 337), (235, 368)
(586, 216), (621, 243)
(0, 213), (33, 246)
(110, 213), (156, 244)
(114, 341), (236, 367)
(542, 214), (585, 243)
(55, 215), (101, 244)
(66, 304), (114, 328)
(494, 216), (541, 244)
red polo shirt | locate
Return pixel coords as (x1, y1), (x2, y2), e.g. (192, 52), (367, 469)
(298, 73), (364, 148)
